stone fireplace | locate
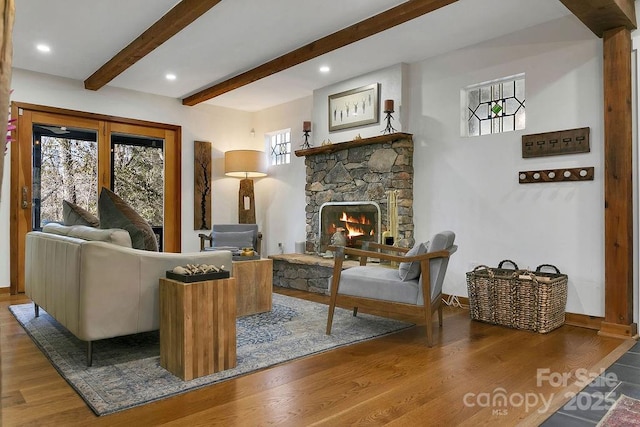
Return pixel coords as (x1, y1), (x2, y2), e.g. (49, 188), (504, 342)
(270, 132), (414, 294)
(319, 201), (381, 253)
(301, 132), (414, 253)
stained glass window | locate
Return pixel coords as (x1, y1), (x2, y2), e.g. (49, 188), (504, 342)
(269, 129), (291, 165)
(465, 75), (525, 137)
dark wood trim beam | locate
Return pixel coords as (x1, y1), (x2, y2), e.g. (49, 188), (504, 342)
(600, 27), (637, 339)
(13, 102), (181, 131)
(559, 0), (636, 37)
(84, 0), (222, 91)
(182, 0), (457, 106)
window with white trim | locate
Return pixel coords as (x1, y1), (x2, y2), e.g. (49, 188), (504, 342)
(268, 129), (291, 165)
(464, 74), (525, 137)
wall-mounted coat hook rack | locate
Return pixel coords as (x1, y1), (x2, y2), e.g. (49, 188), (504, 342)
(518, 167), (594, 184)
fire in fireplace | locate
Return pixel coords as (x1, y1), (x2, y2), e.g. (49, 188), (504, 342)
(318, 202), (380, 254)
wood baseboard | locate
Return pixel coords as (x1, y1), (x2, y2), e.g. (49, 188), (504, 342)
(0, 287), (10, 294)
(599, 321), (638, 339)
(443, 294), (606, 332)
(564, 313), (604, 330)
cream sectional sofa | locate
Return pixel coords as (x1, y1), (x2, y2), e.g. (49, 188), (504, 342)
(25, 223), (232, 365)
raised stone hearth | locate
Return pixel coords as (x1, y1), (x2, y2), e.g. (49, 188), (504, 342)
(270, 253), (360, 294)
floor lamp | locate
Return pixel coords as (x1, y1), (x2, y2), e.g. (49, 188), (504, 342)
(224, 150), (267, 224)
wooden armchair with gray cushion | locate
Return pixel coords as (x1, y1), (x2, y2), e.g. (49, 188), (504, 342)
(326, 230), (457, 346)
(199, 223), (262, 255)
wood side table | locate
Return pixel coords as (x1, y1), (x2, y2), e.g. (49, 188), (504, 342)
(232, 258), (273, 317)
(159, 277), (237, 381)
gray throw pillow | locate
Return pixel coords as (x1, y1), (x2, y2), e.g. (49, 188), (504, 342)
(98, 188), (158, 252)
(63, 200), (100, 228)
(211, 230), (254, 250)
(398, 241), (428, 281)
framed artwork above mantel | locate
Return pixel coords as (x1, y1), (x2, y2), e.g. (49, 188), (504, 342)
(328, 83), (379, 132)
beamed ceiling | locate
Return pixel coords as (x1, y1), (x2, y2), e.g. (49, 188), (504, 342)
(11, 0), (636, 112)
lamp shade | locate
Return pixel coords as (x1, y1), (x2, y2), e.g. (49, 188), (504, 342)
(224, 150), (268, 178)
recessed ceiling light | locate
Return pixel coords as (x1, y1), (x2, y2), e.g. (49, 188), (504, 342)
(319, 66), (330, 73)
(165, 73), (176, 81)
(36, 44), (50, 53)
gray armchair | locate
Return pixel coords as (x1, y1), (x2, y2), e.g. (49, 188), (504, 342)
(326, 230), (457, 346)
(199, 224), (262, 255)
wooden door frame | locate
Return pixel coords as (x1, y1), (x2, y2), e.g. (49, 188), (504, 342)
(9, 102), (182, 294)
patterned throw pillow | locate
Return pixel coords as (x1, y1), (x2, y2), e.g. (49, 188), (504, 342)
(98, 188), (158, 252)
(398, 241), (429, 281)
(62, 200), (100, 227)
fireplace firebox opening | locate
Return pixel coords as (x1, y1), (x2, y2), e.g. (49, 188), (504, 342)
(318, 202), (381, 254)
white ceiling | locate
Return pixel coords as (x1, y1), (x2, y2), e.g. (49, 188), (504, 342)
(12, 0), (573, 112)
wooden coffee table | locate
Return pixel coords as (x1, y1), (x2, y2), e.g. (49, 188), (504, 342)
(159, 277), (237, 381)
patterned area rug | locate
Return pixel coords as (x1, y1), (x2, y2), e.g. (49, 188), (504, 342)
(9, 294), (411, 416)
(597, 395), (640, 426)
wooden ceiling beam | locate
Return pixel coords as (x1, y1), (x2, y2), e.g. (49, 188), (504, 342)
(84, 0), (222, 91)
(558, 0), (636, 37)
(182, 0), (458, 106)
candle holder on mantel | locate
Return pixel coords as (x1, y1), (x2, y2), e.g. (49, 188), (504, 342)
(382, 99), (397, 134)
(301, 121), (312, 149)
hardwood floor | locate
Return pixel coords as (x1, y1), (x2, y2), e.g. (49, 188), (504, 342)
(0, 287), (630, 426)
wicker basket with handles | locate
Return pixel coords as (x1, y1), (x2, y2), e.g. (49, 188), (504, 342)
(466, 262), (568, 333)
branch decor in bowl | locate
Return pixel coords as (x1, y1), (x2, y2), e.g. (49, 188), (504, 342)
(166, 263), (230, 282)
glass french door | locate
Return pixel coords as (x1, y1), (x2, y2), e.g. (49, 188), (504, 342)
(10, 105), (182, 294)
(32, 124), (98, 230)
(110, 133), (165, 250)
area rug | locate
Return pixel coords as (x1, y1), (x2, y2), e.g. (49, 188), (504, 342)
(597, 394), (640, 426)
(9, 294), (411, 416)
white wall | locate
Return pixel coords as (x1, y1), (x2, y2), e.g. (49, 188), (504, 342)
(253, 96), (312, 256)
(408, 16), (605, 316)
(0, 69), (255, 287)
(312, 63), (407, 144)
(252, 64), (407, 256)
(290, 16), (607, 316)
(253, 63), (407, 257)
